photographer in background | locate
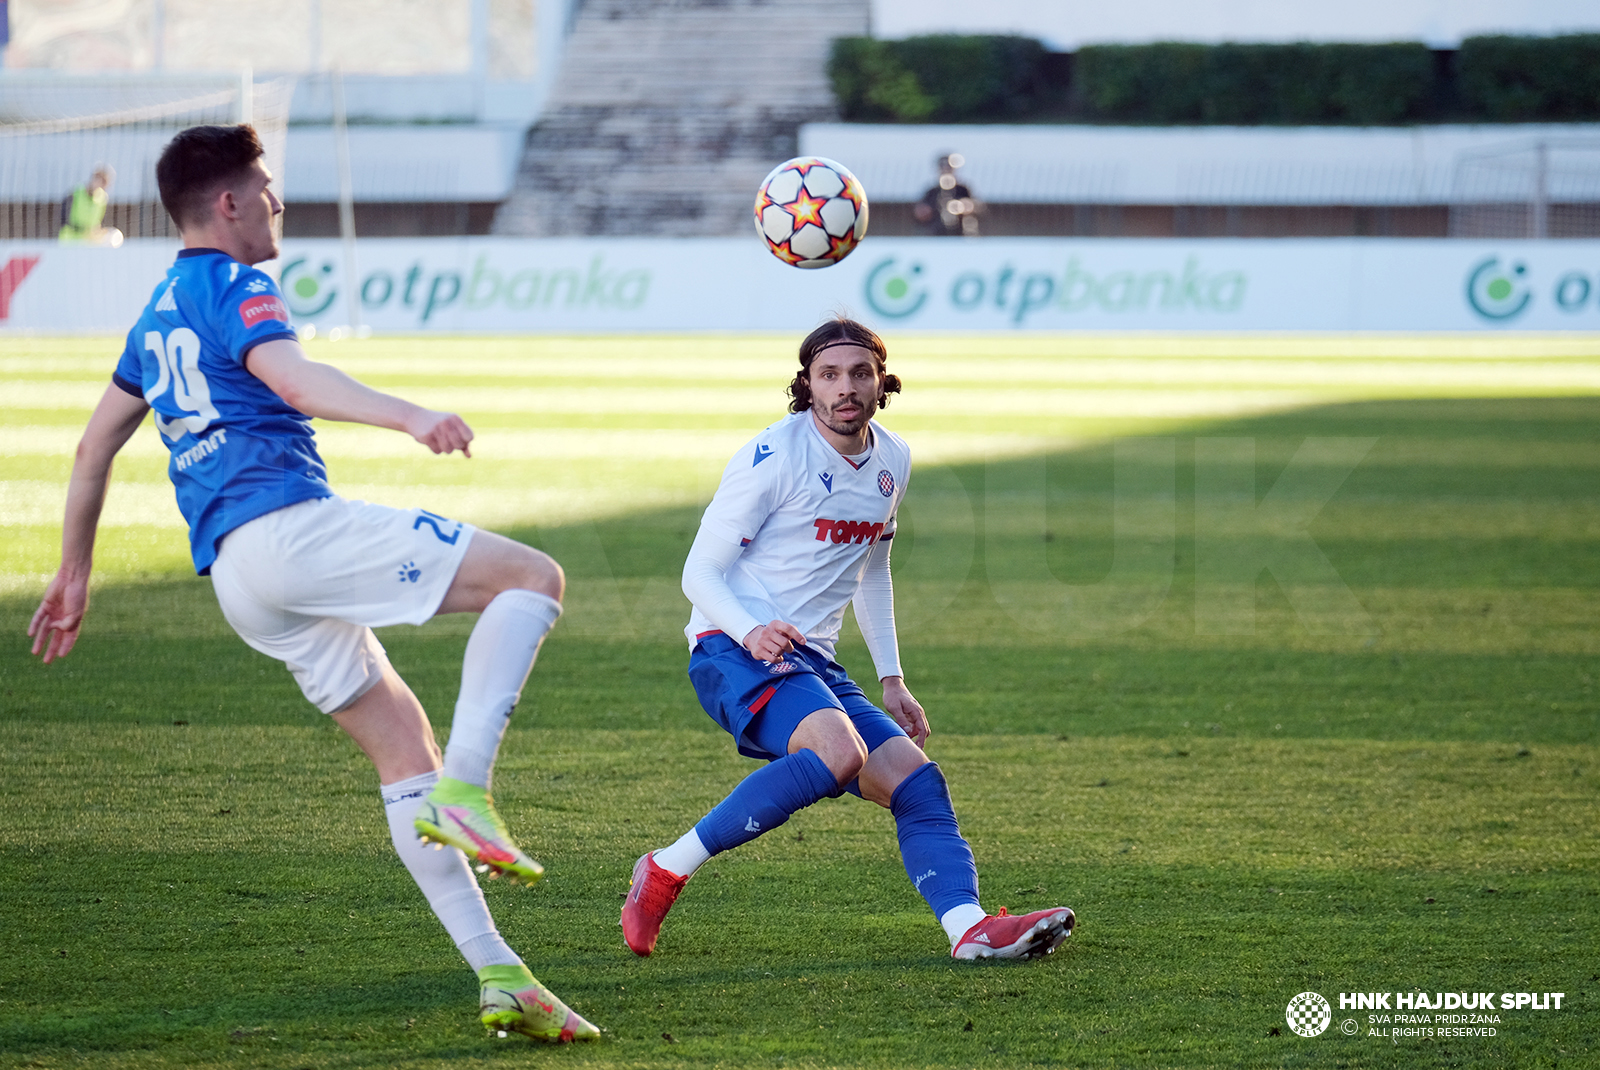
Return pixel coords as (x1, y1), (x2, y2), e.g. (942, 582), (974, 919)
(913, 153), (982, 237)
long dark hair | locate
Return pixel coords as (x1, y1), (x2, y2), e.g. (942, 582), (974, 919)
(787, 317), (902, 414)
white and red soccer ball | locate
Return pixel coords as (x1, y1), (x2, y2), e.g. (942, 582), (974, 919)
(754, 156), (868, 268)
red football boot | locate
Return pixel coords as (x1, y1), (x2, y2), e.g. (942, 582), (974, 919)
(952, 906), (1075, 960)
(621, 852), (690, 957)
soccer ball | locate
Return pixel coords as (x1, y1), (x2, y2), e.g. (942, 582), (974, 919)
(754, 156), (868, 268)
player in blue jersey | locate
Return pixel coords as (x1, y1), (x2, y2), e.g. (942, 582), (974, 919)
(26, 125), (598, 1043)
(620, 317), (1075, 961)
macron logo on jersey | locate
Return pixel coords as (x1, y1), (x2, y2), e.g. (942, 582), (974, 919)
(752, 443), (774, 467)
(813, 518), (885, 545)
(819, 472), (833, 492)
(239, 294), (288, 328)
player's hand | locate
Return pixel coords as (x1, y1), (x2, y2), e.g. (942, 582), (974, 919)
(881, 676), (929, 747)
(409, 409), (474, 458)
(743, 621), (806, 663)
(28, 572), (89, 664)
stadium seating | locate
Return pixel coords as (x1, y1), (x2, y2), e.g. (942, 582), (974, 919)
(493, 0), (867, 237)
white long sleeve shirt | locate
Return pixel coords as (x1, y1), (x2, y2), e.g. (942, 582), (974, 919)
(682, 410), (910, 678)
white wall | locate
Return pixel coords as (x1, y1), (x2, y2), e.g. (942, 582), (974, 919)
(284, 126), (526, 201)
(802, 123), (1600, 206)
(872, 0), (1600, 50)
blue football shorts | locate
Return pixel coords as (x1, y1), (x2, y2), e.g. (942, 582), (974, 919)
(687, 630), (907, 764)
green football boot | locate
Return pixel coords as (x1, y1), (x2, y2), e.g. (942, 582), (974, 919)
(478, 964), (600, 1043)
(414, 776), (544, 886)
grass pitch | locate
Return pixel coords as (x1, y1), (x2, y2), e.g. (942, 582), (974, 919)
(1, 333), (1597, 1068)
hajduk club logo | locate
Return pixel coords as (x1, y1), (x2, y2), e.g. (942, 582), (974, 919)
(1286, 992), (1333, 1037)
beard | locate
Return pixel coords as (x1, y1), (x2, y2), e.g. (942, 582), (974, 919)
(816, 396), (874, 437)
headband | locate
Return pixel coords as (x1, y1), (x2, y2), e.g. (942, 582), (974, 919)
(810, 338), (877, 358)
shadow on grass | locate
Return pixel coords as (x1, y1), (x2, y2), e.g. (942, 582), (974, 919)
(4, 397), (1596, 743)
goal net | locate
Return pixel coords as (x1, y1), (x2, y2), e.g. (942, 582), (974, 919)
(1450, 140), (1600, 240)
(0, 73), (293, 242)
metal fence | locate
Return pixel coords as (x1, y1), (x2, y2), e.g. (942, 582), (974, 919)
(1450, 139), (1600, 239)
(0, 73), (292, 241)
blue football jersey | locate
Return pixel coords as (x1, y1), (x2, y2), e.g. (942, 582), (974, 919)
(112, 248), (331, 574)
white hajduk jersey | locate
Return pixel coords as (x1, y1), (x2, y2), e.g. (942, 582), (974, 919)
(686, 410), (911, 661)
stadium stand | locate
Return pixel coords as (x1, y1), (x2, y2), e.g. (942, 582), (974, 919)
(5, 1), (1598, 240)
(492, 0), (867, 237)
(0, 0), (570, 238)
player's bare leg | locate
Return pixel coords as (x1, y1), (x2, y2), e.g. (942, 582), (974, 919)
(416, 531), (564, 884)
(787, 707), (869, 784)
(337, 664), (597, 1041)
(855, 735), (929, 806)
(332, 663), (441, 782)
(437, 529), (564, 613)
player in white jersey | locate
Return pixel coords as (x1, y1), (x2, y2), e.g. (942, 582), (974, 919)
(621, 317), (1075, 961)
(26, 125), (596, 1042)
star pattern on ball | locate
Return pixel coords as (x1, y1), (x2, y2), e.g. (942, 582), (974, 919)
(769, 243), (808, 266)
(785, 188), (827, 231)
(753, 157), (869, 269)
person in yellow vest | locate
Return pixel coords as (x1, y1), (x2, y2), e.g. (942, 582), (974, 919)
(58, 166), (123, 246)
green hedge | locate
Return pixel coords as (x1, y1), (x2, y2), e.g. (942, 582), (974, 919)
(829, 33), (1600, 124)
(828, 35), (1055, 122)
(1458, 34), (1600, 120)
(1076, 42), (1434, 124)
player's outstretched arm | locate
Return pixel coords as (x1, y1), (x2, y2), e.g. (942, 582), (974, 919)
(244, 338), (473, 456)
(29, 384), (150, 663)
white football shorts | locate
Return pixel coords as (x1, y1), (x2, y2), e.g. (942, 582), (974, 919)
(210, 495), (476, 713)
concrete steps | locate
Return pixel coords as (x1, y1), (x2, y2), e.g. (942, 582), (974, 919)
(493, 0), (867, 236)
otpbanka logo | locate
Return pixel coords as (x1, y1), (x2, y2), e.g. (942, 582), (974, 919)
(280, 256), (340, 317)
(865, 257), (928, 318)
(1466, 256), (1532, 321)
(1286, 992), (1333, 1037)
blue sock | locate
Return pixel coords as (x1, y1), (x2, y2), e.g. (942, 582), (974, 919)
(694, 749), (839, 855)
(890, 762), (980, 918)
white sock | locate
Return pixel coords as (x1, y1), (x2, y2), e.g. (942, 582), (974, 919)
(650, 828), (711, 878)
(381, 770), (521, 972)
(940, 903), (988, 947)
(441, 589), (562, 790)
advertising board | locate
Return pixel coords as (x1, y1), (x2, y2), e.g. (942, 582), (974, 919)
(4, 237), (1600, 334)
